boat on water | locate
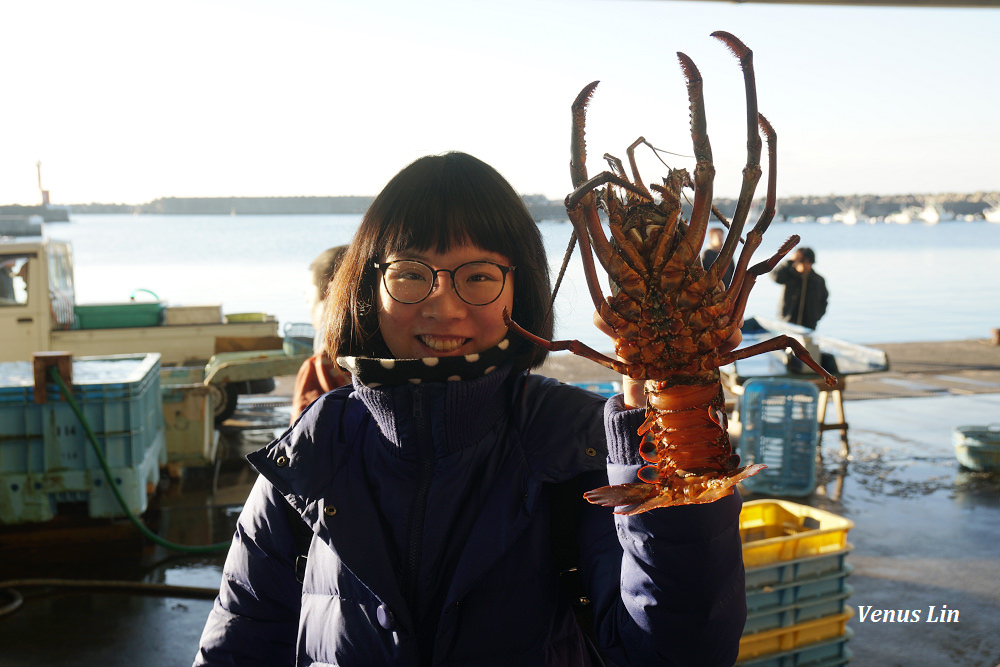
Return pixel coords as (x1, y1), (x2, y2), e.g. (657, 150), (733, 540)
(984, 199), (1000, 223)
(833, 206), (863, 226)
(884, 206), (917, 224)
(884, 202), (953, 225)
(916, 201), (954, 225)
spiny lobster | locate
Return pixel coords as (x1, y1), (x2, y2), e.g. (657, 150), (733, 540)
(505, 31), (837, 514)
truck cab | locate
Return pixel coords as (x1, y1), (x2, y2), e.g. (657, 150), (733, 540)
(0, 237), (75, 361)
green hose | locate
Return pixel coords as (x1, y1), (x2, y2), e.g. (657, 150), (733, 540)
(49, 366), (233, 554)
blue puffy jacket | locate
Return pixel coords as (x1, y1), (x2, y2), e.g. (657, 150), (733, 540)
(193, 367), (746, 666)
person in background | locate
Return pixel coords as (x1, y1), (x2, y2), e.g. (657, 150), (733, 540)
(194, 152), (746, 666)
(290, 245), (351, 421)
(0, 259), (16, 302)
(700, 226), (734, 288)
(771, 246), (828, 330)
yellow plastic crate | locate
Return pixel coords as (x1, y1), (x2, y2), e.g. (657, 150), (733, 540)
(741, 500), (853, 568)
(737, 607), (853, 662)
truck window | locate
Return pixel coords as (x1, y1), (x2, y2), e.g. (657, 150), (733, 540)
(0, 255), (29, 306)
(47, 243), (76, 328)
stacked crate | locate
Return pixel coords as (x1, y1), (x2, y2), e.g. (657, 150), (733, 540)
(0, 354), (165, 524)
(737, 499), (854, 666)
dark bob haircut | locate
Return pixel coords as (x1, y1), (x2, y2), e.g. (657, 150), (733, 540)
(324, 152), (553, 371)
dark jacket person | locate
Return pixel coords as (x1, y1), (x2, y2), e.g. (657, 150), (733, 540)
(772, 247), (828, 330)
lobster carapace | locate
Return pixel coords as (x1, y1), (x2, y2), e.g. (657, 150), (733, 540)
(504, 32), (837, 514)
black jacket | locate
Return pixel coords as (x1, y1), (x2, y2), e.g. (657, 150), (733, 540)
(772, 261), (828, 329)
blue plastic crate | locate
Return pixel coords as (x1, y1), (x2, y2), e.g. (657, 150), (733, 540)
(0, 354), (165, 524)
(747, 565), (854, 613)
(567, 381), (622, 399)
(745, 546), (853, 590)
(739, 379), (820, 497)
(282, 321), (316, 356)
(744, 585), (852, 635)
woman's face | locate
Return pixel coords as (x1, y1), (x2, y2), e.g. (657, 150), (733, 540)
(376, 244), (514, 359)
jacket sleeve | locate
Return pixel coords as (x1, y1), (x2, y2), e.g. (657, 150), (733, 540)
(816, 275), (829, 320)
(192, 476), (303, 667)
(770, 259), (795, 284)
(579, 395), (746, 667)
(291, 355), (351, 422)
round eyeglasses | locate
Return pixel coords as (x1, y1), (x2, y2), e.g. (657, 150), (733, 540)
(374, 259), (515, 306)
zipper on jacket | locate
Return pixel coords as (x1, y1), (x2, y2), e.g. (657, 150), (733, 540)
(404, 388), (435, 609)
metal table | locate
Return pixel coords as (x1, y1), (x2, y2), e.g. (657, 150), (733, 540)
(721, 319), (890, 459)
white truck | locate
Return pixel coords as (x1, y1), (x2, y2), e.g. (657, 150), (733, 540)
(1, 234), (308, 424)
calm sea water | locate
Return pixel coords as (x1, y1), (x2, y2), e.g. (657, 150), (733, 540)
(45, 214), (1000, 352)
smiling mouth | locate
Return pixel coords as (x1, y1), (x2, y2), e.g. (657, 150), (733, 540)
(418, 335), (469, 353)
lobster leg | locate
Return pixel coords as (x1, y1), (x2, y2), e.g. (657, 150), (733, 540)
(570, 81), (599, 188)
(625, 137), (655, 201)
(688, 113), (781, 335)
(502, 308), (628, 375)
(706, 31), (763, 289)
(690, 33), (764, 303)
(721, 335), (837, 386)
(722, 235), (799, 342)
(566, 198), (610, 313)
(567, 171), (651, 306)
(693, 234), (798, 357)
(670, 51), (714, 287)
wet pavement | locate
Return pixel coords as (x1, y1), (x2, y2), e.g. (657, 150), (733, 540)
(1, 354), (999, 666)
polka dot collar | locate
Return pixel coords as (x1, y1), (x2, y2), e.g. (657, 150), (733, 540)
(337, 338), (512, 388)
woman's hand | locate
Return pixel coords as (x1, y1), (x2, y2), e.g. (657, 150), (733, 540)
(720, 324), (743, 354)
(592, 311), (645, 409)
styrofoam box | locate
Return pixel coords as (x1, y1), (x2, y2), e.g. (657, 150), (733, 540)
(0, 354), (165, 523)
(163, 304), (224, 325)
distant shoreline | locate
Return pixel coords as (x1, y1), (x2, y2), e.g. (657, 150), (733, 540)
(32, 192), (1000, 222)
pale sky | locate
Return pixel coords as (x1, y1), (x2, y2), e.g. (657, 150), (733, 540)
(3, 0), (998, 206)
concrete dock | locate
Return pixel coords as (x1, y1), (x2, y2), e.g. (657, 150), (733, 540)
(1, 339), (999, 666)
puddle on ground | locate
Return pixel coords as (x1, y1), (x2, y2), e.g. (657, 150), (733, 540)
(813, 427), (1000, 509)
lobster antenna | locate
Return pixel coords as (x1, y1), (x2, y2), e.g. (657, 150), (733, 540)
(710, 205), (747, 243)
(546, 229), (578, 324)
(645, 142), (694, 166)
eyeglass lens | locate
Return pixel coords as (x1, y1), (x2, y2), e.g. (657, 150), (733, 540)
(382, 260), (508, 305)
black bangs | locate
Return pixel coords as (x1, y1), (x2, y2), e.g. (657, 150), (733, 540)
(378, 153), (523, 260)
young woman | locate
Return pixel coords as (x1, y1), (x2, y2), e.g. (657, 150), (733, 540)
(193, 152), (746, 666)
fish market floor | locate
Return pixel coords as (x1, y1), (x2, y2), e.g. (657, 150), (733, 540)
(1, 393), (999, 666)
